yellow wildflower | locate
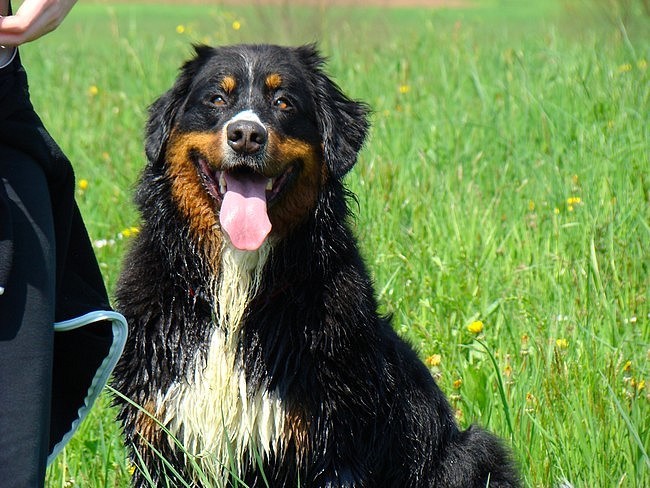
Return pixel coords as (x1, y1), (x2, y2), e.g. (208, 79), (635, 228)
(78, 179), (89, 191)
(88, 85), (99, 97)
(399, 84), (410, 94)
(528, 200), (535, 212)
(618, 63), (632, 73)
(232, 20), (241, 31)
(467, 320), (484, 334)
(453, 378), (463, 389)
(176, 24), (186, 34)
(555, 338), (568, 349)
(425, 354), (442, 367)
(121, 227), (140, 239)
(504, 364), (513, 378)
(623, 360), (632, 373)
(567, 196), (581, 206)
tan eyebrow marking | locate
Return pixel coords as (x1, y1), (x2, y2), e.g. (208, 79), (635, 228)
(220, 75), (237, 93)
(265, 73), (283, 90)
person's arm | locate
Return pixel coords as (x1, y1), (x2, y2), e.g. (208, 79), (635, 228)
(0, 0), (77, 46)
(0, 0), (14, 68)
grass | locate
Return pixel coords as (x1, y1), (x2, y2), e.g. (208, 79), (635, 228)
(23, 0), (649, 486)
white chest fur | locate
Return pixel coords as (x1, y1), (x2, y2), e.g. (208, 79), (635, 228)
(158, 243), (285, 484)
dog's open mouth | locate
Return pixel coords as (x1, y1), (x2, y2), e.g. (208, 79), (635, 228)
(197, 158), (296, 251)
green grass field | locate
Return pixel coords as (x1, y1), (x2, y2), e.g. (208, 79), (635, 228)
(24, 0), (649, 486)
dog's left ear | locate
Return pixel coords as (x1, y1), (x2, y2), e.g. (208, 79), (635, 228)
(297, 45), (370, 178)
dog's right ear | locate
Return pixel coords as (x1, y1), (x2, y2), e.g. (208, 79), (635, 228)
(145, 45), (215, 166)
(144, 89), (183, 165)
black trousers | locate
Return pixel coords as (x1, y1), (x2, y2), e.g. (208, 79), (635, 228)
(0, 50), (118, 486)
(0, 150), (55, 486)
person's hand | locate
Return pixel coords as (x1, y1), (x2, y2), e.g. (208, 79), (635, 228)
(0, 0), (77, 46)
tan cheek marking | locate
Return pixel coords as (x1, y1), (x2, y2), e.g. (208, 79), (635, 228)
(165, 131), (225, 264)
(266, 131), (323, 235)
(265, 73), (282, 91)
(220, 75), (237, 94)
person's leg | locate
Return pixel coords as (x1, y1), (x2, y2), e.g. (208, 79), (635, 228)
(0, 149), (56, 487)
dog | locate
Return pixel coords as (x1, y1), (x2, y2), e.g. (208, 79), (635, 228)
(112, 44), (520, 487)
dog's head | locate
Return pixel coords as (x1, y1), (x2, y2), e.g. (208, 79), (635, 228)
(146, 44), (369, 252)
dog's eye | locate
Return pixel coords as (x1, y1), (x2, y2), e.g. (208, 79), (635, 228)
(273, 97), (292, 111)
(212, 95), (227, 107)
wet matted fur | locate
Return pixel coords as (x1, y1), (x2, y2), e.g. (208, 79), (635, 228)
(112, 44), (520, 487)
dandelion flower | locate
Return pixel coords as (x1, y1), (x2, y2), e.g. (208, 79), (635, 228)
(425, 354), (442, 367)
(555, 338), (568, 349)
(567, 196), (581, 206)
(399, 84), (410, 94)
(467, 320), (484, 334)
(78, 179), (89, 191)
(232, 20), (241, 31)
(88, 85), (99, 97)
(453, 378), (463, 389)
(623, 360), (632, 373)
(176, 24), (186, 34)
(120, 227), (140, 239)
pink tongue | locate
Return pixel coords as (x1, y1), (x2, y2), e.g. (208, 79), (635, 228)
(219, 172), (272, 251)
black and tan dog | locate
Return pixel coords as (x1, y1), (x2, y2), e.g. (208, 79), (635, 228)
(113, 44), (519, 487)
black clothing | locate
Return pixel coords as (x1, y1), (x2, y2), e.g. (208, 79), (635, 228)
(0, 49), (127, 486)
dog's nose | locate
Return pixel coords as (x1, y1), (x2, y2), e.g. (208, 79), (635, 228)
(226, 120), (267, 155)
